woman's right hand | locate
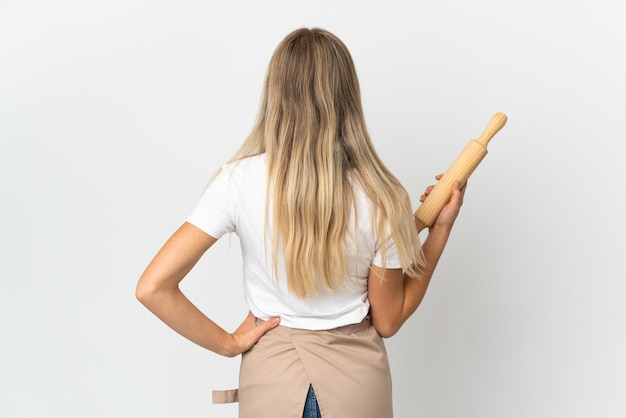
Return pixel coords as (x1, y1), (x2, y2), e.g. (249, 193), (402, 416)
(228, 311), (280, 356)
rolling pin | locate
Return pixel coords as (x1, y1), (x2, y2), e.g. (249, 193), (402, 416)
(414, 112), (508, 232)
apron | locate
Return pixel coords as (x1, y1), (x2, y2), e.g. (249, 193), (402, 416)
(213, 316), (394, 418)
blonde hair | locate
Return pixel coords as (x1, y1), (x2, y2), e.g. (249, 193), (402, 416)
(226, 28), (425, 298)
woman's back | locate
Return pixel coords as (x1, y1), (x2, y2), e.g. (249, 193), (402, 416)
(188, 153), (403, 329)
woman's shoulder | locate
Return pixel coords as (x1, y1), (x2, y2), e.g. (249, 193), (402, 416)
(222, 153), (267, 177)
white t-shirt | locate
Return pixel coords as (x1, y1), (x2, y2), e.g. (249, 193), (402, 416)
(187, 154), (401, 330)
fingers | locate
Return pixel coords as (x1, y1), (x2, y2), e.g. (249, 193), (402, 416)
(420, 184), (435, 202)
(420, 173), (468, 203)
(246, 316), (279, 350)
(420, 174), (444, 202)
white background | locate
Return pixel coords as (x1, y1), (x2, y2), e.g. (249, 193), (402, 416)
(1, 0), (625, 417)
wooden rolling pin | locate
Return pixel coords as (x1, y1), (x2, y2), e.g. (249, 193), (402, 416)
(414, 112), (508, 232)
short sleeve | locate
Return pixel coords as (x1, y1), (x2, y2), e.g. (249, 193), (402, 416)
(187, 167), (236, 239)
(372, 233), (403, 269)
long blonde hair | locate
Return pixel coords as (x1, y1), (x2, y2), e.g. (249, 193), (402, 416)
(226, 28), (425, 298)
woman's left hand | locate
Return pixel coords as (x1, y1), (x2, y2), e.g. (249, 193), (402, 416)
(420, 174), (467, 232)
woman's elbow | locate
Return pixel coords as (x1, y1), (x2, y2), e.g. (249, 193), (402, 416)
(135, 275), (159, 305)
(372, 318), (402, 338)
(135, 281), (150, 305)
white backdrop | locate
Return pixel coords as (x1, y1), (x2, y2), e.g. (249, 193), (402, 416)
(1, 1), (625, 417)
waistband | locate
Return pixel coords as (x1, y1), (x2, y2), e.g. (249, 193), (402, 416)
(255, 315), (372, 338)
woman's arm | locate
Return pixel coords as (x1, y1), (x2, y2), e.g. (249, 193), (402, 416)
(368, 180), (465, 338)
(136, 222), (280, 357)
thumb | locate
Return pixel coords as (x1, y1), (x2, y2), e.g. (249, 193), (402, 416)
(248, 316), (280, 342)
(450, 181), (465, 205)
(260, 316), (281, 332)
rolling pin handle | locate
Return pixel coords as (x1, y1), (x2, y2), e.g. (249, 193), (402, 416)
(476, 112), (508, 147)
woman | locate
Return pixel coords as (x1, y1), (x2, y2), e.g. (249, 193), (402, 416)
(136, 28), (465, 417)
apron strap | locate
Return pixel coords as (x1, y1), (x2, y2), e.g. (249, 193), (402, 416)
(212, 389), (239, 404)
